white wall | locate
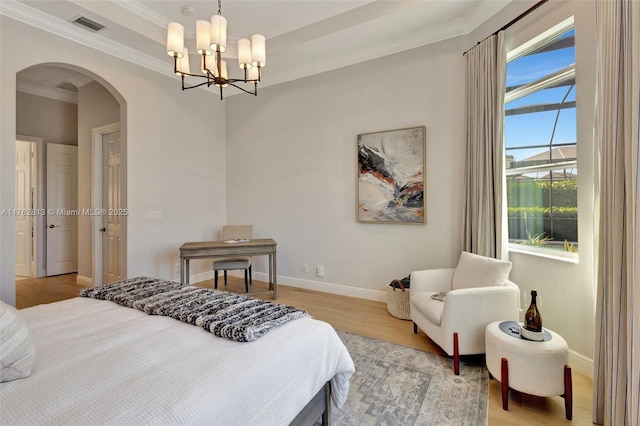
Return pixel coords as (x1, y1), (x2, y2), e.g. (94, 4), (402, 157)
(226, 37), (467, 300)
(16, 91), (78, 145)
(1, 16), (227, 305)
(77, 81), (120, 280)
(225, 0), (596, 373)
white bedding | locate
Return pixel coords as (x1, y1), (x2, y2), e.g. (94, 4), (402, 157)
(0, 297), (355, 425)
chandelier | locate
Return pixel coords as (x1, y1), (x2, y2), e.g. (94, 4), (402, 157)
(166, 0), (266, 100)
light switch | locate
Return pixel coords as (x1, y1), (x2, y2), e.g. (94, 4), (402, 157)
(146, 210), (162, 221)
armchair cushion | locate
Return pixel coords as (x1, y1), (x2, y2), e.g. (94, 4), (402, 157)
(452, 251), (512, 290)
(411, 291), (445, 326)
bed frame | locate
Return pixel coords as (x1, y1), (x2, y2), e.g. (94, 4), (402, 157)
(289, 382), (331, 426)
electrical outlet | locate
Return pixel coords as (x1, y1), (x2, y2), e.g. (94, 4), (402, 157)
(175, 263), (181, 273)
(302, 264), (308, 272)
(316, 265), (324, 277)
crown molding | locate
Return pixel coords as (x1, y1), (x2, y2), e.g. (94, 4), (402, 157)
(110, 0), (169, 28)
(17, 81), (78, 104)
(1, 0), (170, 78)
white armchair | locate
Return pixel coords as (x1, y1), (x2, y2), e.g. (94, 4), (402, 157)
(410, 251), (520, 375)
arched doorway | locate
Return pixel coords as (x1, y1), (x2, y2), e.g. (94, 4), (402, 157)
(15, 63), (127, 304)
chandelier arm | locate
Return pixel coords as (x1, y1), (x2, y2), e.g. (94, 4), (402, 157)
(226, 78), (259, 84)
(227, 81), (258, 96)
(179, 71), (210, 80)
(181, 80), (213, 90)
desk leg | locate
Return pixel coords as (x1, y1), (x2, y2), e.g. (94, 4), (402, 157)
(268, 253), (277, 299)
(273, 252), (277, 299)
(183, 259), (190, 285)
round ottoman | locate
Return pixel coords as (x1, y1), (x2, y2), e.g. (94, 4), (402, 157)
(485, 321), (572, 420)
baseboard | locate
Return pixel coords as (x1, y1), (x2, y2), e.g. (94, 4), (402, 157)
(182, 269), (386, 302)
(569, 349), (593, 379)
(76, 275), (93, 286)
(183, 270), (214, 284)
(209, 271), (387, 301)
(252, 271), (387, 302)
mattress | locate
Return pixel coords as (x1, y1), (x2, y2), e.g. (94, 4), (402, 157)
(0, 297), (355, 425)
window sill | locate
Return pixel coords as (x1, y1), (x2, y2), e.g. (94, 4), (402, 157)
(508, 243), (579, 264)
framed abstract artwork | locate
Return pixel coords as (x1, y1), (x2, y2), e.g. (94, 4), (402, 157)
(357, 126), (426, 224)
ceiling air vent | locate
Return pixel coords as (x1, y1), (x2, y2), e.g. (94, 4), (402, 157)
(56, 81), (78, 92)
(72, 16), (105, 32)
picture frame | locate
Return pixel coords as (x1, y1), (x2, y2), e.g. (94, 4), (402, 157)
(357, 126), (426, 224)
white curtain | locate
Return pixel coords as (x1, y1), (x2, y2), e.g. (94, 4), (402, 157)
(592, 0), (640, 425)
(462, 32), (508, 259)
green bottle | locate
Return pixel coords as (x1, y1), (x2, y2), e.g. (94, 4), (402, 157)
(524, 290), (542, 332)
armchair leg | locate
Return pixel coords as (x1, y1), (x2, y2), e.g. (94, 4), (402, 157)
(244, 269), (249, 293)
(413, 322), (418, 334)
(562, 365), (573, 420)
(214, 271), (219, 289)
(224, 270), (228, 286)
(453, 332), (460, 375)
(249, 265), (252, 284)
(501, 358), (509, 410)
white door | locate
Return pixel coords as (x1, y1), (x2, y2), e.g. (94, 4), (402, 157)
(103, 131), (121, 283)
(46, 144), (78, 276)
(15, 141), (32, 277)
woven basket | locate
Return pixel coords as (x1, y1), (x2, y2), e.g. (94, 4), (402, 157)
(386, 280), (411, 320)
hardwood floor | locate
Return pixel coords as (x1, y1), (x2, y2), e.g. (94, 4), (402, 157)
(16, 274), (594, 425)
(15, 274), (86, 309)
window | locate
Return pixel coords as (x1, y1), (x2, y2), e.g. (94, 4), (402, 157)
(504, 18), (578, 255)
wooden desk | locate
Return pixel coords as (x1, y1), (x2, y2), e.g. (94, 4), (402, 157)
(179, 239), (278, 299)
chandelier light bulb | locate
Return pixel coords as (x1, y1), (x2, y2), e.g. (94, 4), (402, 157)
(166, 22), (184, 57)
(210, 14), (227, 53)
(251, 34), (266, 67)
(196, 20), (212, 55)
(237, 38), (253, 70)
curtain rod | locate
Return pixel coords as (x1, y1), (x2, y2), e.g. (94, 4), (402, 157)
(462, 0), (549, 56)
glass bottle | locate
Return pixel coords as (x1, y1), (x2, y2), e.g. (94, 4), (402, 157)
(524, 289), (542, 332)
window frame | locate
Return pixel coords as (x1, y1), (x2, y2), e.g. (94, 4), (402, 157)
(504, 18), (579, 262)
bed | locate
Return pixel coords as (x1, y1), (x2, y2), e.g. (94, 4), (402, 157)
(0, 281), (355, 425)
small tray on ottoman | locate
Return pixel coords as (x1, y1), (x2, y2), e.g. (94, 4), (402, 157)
(520, 325), (545, 341)
(499, 320), (552, 342)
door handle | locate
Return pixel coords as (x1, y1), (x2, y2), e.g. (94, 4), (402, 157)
(48, 224), (59, 229)
(99, 227), (106, 232)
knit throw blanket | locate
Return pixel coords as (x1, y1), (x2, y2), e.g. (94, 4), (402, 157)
(79, 277), (310, 342)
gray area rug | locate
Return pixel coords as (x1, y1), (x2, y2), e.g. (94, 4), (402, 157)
(333, 331), (488, 426)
